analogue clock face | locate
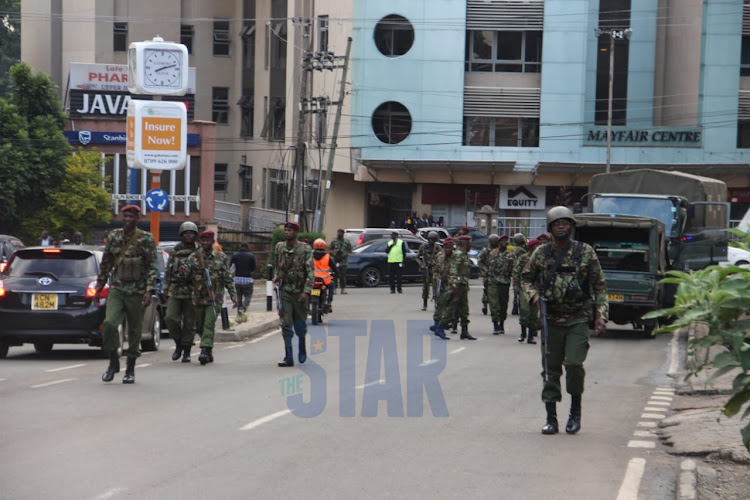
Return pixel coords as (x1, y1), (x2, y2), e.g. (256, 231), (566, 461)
(144, 50), (181, 87)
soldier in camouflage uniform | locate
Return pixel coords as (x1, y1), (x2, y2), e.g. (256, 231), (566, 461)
(428, 237), (453, 339)
(164, 221), (199, 363)
(455, 235), (477, 339)
(417, 231), (441, 311)
(521, 206), (608, 436)
(184, 230), (237, 365)
(487, 234), (513, 335)
(477, 236), (496, 315)
(94, 205), (159, 384)
(274, 222), (314, 367)
(328, 229), (353, 294)
(511, 234), (538, 344)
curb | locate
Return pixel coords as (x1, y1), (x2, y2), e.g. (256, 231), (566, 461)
(214, 317), (280, 342)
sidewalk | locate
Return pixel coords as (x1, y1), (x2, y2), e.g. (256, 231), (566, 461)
(211, 283), (281, 342)
(658, 324), (750, 499)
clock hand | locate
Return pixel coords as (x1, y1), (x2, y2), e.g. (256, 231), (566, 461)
(155, 64), (177, 72)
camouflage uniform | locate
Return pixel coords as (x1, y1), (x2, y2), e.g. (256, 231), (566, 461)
(512, 246), (538, 331)
(274, 241), (314, 363)
(487, 247), (513, 328)
(96, 228), (159, 358)
(433, 248), (471, 329)
(417, 240), (441, 304)
(164, 241), (199, 349)
(478, 246), (492, 313)
(521, 241), (608, 403)
(328, 237), (353, 291)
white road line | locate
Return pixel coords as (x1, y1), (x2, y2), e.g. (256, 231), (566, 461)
(137, 363), (151, 368)
(450, 347), (466, 354)
(248, 329), (280, 344)
(418, 359), (439, 367)
(655, 388), (674, 393)
(93, 486), (127, 499)
(239, 409), (291, 431)
(644, 407), (667, 412)
(355, 379), (386, 389)
(633, 430), (656, 437)
(656, 386), (674, 391)
(46, 363), (87, 373)
(615, 457), (646, 500)
(30, 378), (77, 388)
(637, 421), (657, 428)
(627, 440), (656, 449)
(640, 413), (666, 419)
(0, 378), (6, 382)
(668, 330), (680, 375)
(224, 344), (245, 349)
(650, 395), (673, 401)
(647, 400), (671, 406)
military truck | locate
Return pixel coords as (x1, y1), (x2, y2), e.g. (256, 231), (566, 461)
(587, 169), (729, 271)
(573, 214), (668, 337)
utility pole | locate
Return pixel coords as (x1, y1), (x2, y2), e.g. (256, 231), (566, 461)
(294, 17), (311, 230)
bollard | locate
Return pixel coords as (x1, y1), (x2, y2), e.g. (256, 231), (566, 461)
(266, 263), (274, 311)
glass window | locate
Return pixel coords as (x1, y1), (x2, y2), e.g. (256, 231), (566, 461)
(372, 101), (412, 144)
(465, 30), (542, 73)
(213, 19), (231, 56)
(463, 117), (539, 147)
(521, 118), (540, 147)
(270, 97), (285, 141)
(374, 15), (414, 57)
(737, 121), (750, 148)
(214, 164), (228, 193)
(318, 15), (329, 54)
(240, 166), (253, 199)
(494, 117), (519, 146)
(212, 87), (230, 124)
(268, 168), (287, 210)
(180, 25), (194, 54)
(113, 22), (128, 52)
(464, 117), (491, 146)
(238, 95), (253, 138)
(741, 35), (750, 77)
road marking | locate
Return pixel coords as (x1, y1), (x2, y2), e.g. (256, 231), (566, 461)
(641, 413), (666, 419)
(355, 379), (386, 389)
(615, 457), (646, 500)
(94, 486), (127, 499)
(644, 407), (667, 412)
(627, 440), (656, 449)
(418, 359), (439, 367)
(239, 409), (291, 431)
(668, 330), (680, 375)
(136, 363), (151, 368)
(46, 363), (87, 373)
(31, 378), (77, 388)
(224, 344), (245, 349)
(0, 378), (6, 382)
(655, 387), (674, 393)
(450, 347), (466, 354)
(637, 421), (657, 428)
(650, 395), (673, 401)
(647, 400), (671, 406)
(248, 329), (280, 344)
(633, 430), (655, 437)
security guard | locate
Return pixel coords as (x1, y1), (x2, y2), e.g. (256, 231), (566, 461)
(487, 234), (513, 335)
(164, 221), (199, 362)
(386, 231), (407, 294)
(521, 206), (608, 435)
(417, 231), (441, 310)
(94, 205), (159, 384)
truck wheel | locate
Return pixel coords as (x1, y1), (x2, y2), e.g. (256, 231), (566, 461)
(0, 342), (8, 359)
(33, 341), (54, 354)
(642, 322), (656, 339)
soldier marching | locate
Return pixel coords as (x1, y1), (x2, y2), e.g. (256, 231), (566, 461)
(417, 231), (441, 311)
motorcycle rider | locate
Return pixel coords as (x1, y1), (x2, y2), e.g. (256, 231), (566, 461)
(312, 238), (339, 313)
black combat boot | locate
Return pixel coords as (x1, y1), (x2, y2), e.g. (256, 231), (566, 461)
(206, 347), (214, 364)
(122, 357), (136, 384)
(101, 351), (120, 383)
(542, 402), (558, 435)
(299, 337), (307, 364)
(566, 395), (582, 434)
(527, 330), (537, 344)
(429, 320), (438, 332)
(460, 325), (477, 340)
(181, 345), (192, 363)
(198, 347), (210, 365)
(518, 326), (527, 342)
(497, 321), (505, 334)
(421, 299), (427, 311)
(171, 341), (182, 361)
(493, 322), (501, 335)
(450, 324), (458, 335)
(481, 303), (488, 315)
(434, 323), (449, 340)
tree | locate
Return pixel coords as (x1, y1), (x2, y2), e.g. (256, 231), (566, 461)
(0, 0), (20, 96)
(19, 150), (113, 242)
(0, 62), (70, 235)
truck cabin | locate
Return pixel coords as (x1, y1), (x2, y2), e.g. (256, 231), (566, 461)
(589, 194), (684, 240)
(575, 226), (656, 273)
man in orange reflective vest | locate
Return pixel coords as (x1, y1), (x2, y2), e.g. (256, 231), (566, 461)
(312, 238), (338, 311)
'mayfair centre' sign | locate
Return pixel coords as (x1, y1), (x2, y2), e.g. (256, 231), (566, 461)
(584, 126), (703, 147)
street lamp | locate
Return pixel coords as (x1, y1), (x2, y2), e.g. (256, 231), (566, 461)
(595, 27), (632, 173)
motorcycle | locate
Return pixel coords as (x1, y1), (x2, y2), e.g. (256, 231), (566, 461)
(310, 276), (333, 325)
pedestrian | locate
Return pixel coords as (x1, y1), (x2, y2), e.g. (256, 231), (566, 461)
(230, 242), (256, 313)
(404, 211), (418, 233)
(386, 230), (407, 294)
(455, 235), (477, 339)
(58, 231), (70, 245)
(72, 231), (84, 245)
(487, 234), (513, 335)
(416, 213), (429, 229)
(273, 222), (314, 367)
(164, 221), (200, 363)
(511, 234), (538, 344)
(521, 206), (608, 435)
(436, 216), (445, 227)
(427, 214), (435, 226)
(328, 228), (352, 295)
(39, 230), (52, 246)
(184, 230), (237, 365)
(417, 231), (441, 310)
(93, 205), (159, 384)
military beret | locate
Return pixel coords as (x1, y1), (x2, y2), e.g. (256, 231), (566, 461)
(337, 228), (345, 233)
(537, 232), (552, 241)
(284, 222), (300, 231)
(498, 234), (509, 241)
(526, 238), (540, 249)
(461, 226), (470, 232)
(199, 230), (215, 239)
(443, 237), (455, 245)
(121, 204), (141, 214)
(458, 235), (472, 241)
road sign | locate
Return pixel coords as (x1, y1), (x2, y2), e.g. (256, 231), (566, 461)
(145, 188), (169, 212)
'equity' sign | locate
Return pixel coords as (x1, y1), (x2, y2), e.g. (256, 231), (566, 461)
(499, 185), (546, 210)
(126, 100), (186, 170)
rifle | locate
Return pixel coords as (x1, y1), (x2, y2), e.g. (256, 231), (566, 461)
(275, 285), (283, 327)
(538, 275), (550, 382)
(195, 249), (218, 317)
(433, 278), (441, 304)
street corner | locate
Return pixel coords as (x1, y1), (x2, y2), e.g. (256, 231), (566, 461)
(215, 310), (280, 342)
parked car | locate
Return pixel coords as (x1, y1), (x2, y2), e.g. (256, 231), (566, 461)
(445, 227), (490, 251)
(0, 235), (25, 273)
(346, 236), (425, 287)
(344, 228), (415, 248)
(415, 227), (451, 242)
(719, 246), (750, 267)
(0, 246), (163, 358)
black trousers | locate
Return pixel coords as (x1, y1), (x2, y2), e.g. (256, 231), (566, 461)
(389, 262), (403, 292)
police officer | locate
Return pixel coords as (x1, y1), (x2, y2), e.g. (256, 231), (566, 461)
(184, 230), (237, 365)
(164, 221), (199, 362)
(417, 231), (441, 311)
(487, 234), (513, 335)
(273, 222), (314, 367)
(521, 206), (608, 435)
(386, 231), (407, 294)
(328, 229), (352, 295)
(94, 205), (159, 384)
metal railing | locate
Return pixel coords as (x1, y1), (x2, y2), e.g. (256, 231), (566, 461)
(246, 207), (286, 232)
(496, 217), (547, 238)
(214, 201), (241, 229)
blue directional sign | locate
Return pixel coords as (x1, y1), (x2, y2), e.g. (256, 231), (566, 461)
(145, 188), (169, 212)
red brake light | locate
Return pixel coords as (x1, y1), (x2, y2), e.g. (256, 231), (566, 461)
(43, 248), (62, 253)
(0, 262), (6, 273)
(0, 280), (5, 298)
(357, 234), (364, 246)
(87, 280), (108, 299)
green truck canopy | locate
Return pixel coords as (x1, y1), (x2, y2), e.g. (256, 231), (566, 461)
(589, 169), (726, 202)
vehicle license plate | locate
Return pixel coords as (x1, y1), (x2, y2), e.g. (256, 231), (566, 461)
(311, 289), (321, 296)
(608, 294), (624, 302)
(32, 293), (58, 310)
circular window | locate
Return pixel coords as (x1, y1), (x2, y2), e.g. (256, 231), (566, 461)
(372, 101), (412, 144)
(373, 15), (414, 57)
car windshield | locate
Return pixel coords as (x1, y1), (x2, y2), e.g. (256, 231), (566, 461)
(592, 196), (678, 237)
(8, 249), (98, 278)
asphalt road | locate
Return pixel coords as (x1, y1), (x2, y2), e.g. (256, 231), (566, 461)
(1, 283), (679, 499)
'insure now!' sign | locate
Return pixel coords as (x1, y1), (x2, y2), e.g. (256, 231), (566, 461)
(126, 100), (187, 170)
